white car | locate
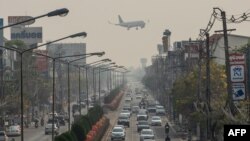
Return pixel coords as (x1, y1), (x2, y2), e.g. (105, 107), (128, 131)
(45, 123), (59, 135)
(6, 125), (21, 136)
(151, 116), (162, 126)
(0, 131), (8, 141)
(156, 109), (166, 116)
(121, 110), (131, 117)
(140, 129), (155, 141)
(156, 105), (164, 109)
(111, 127), (126, 141)
(114, 125), (125, 130)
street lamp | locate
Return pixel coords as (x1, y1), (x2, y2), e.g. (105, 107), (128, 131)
(93, 62), (116, 105)
(34, 51), (105, 141)
(0, 9), (70, 140)
(66, 51), (104, 130)
(81, 59), (111, 109)
(60, 52), (104, 131)
(0, 8), (69, 30)
(0, 31), (86, 141)
(90, 60), (111, 105)
(96, 64), (118, 104)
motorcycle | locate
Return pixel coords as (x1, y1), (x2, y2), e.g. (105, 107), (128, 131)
(35, 122), (39, 128)
(40, 119), (44, 126)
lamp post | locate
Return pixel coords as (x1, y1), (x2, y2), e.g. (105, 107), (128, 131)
(35, 52), (105, 141)
(81, 59), (111, 109)
(66, 52), (104, 130)
(0, 8), (69, 30)
(96, 63), (116, 105)
(90, 60), (111, 104)
(0, 32), (87, 141)
(0, 8), (69, 141)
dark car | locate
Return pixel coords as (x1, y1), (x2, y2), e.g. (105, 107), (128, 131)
(47, 118), (60, 128)
(56, 115), (65, 126)
(117, 115), (130, 127)
(137, 120), (150, 132)
(147, 106), (156, 114)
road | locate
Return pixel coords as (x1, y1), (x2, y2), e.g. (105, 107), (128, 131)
(11, 81), (185, 141)
(12, 102), (88, 141)
(104, 81), (185, 141)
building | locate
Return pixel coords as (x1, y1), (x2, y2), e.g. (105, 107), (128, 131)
(47, 43), (86, 64)
(210, 34), (250, 65)
(34, 49), (49, 77)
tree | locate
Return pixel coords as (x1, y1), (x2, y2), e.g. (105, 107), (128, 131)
(171, 61), (228, 140)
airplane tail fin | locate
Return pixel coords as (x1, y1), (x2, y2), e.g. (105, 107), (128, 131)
(118, 15), (124, 23)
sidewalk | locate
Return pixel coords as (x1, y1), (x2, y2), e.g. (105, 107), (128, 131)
(165, 117), (198, 141)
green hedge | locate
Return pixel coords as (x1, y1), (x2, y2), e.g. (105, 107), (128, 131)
(55, 105), (104, 141)
(104, 86), (123, 104)
(54, 131), (77, 141)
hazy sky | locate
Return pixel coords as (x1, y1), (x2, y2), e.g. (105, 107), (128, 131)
(1, 0), (250, 68)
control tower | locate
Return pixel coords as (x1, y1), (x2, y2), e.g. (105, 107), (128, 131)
(140, 58), (147, 68)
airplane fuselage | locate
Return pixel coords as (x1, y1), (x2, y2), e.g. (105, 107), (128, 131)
(118, 21), (145, 30)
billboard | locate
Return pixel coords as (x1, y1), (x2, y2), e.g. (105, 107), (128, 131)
(11, 27), (42, 44)
(35, 50), (48, 73)
(8, 16), (35, 26)
(47, 43), (87, 65)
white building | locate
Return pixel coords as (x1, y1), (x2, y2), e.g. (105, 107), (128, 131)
(210, 34), (250, 65)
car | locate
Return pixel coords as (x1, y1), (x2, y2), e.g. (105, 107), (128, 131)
(137, 111), (148, 121)
(132, 106), (140, 114)
(6, 125), (21, 136)
(111, 127), (126, 141)
(137, 121), (150, 132)
(0, 131), (8, 141)
(124, 97), (132, 103)
(156, 109), (166, 116)
(123, 104), (131, 111)
(147, 106), (156, 114)
(136, 95), (143, 100)
(140, 129), (155, 141)
(151, 116), (162, 126)
(45, 123), (59, 135)
(47, 118), (60, 128)
(56, 115), (66, 126)
(114, 125), (125, 130)
(156, 105), (164, 110)
(80, 101), (86, 108)
(138, 109), (148, 115)
(117, 115), (130, 127)
(48, 112), (58, 118)
(121, 110), (131, 117)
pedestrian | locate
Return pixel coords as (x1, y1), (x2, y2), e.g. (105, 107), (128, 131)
(165, 135), (171, 141)
(165, 122), (169, 134)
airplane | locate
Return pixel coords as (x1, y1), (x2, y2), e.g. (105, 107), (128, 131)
(109, 15), (146, 30)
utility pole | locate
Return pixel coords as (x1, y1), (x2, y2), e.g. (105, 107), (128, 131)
(195, 39), (203, 141)
(214, 8), (234, 114)
(205, 33), (211, 141)
(247, 46), (250, 123)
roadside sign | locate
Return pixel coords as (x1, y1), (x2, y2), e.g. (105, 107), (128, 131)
(232, 83), (246, 101)
(11, 27), (42, 44)
(229, 53), (245, 64)
(8, 16), (35, 26)
(230, 65), (245, 82)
